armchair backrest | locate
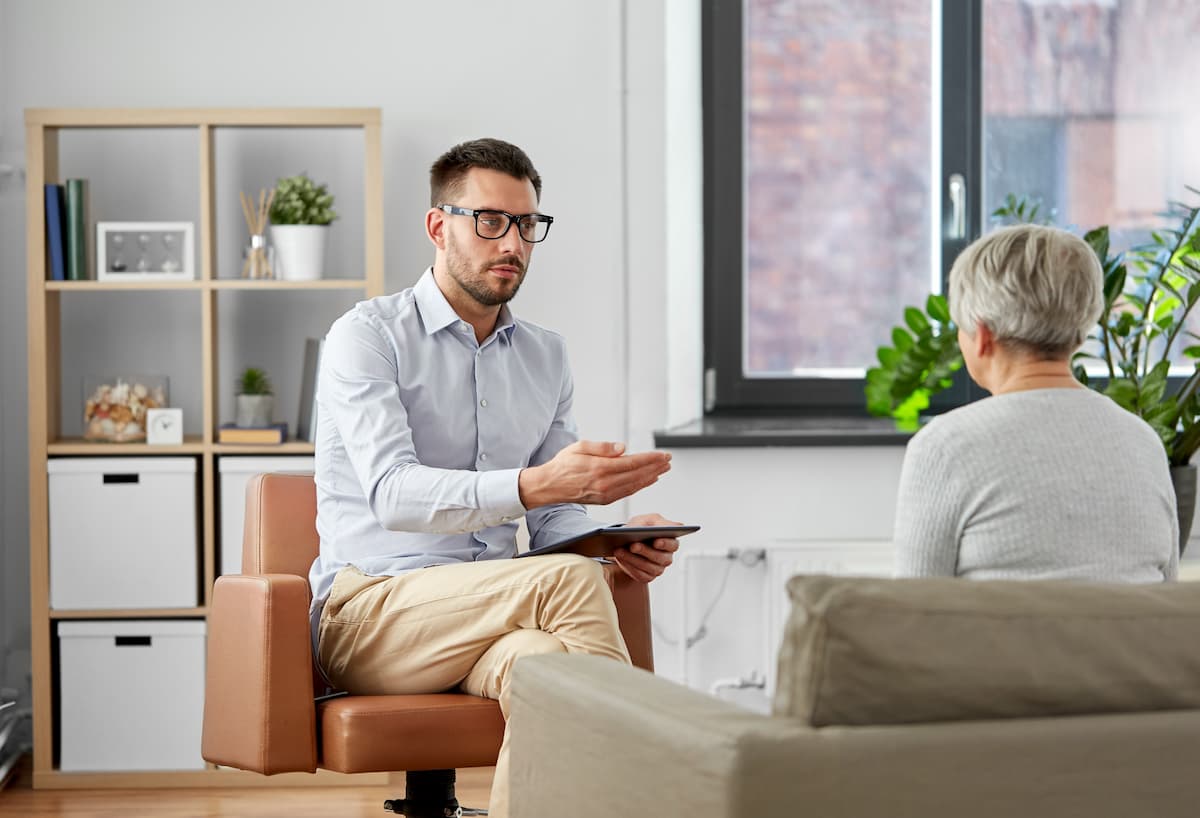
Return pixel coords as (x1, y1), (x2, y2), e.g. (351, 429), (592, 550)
(242, 472), (320, 577)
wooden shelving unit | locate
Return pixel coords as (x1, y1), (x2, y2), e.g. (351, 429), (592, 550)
(24, 108), (386, 789)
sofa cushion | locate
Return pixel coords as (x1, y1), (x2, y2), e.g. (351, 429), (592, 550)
(774, 575), (1200, 727)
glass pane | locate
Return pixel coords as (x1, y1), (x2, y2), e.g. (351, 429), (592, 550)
(744, 0), (935, 377)
(982, 0), (1200, 366)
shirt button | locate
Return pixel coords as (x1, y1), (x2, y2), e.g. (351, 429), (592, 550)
(480, 453), (488, 461)
(480, 399), (488, 408)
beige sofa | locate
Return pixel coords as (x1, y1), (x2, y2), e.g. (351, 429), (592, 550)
(509, 575), (1200, 818)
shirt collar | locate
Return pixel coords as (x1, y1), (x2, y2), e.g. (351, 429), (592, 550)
(414, 267), (517, 341)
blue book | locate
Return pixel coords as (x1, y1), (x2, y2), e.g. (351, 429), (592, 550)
(44, 183), (66, 281)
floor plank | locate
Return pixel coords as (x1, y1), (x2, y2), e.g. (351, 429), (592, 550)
(0, 758), (494, 817)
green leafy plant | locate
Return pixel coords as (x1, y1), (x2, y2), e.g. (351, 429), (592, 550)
(237, 366), (273, 396)
(269, 173), (338, 226)
(866, 189), (1200, 466)
(864, 293), (962, 431)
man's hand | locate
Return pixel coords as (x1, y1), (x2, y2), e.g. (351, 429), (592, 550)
(611, 512), (681, 583)
(518, 440), (671, 508)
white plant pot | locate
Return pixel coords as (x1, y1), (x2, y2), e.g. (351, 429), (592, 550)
(271, 225), (328, 281)
(235, 394), (274, 428)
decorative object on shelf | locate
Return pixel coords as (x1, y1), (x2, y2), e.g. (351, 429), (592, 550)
(96, 222), (194, 281)
(269, 172), (337, 281)
(217, 422), (288, 445)
(235, 366), (274, 428)
(64, 178), (90, 281)
(44, 183), (67, 281)
(239, 188), (275, 279)
(146, 407), (184, 445)
(82, 375), (168, 442)
(296, 337), (325, 442)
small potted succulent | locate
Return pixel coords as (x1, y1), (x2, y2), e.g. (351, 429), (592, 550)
(268, 173), (338, 281)
(235, 366), (274, 428)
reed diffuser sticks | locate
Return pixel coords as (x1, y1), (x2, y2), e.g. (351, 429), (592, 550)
(240, 189), (275, 279)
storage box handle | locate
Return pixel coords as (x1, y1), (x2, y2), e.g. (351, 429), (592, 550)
(102, 473), (140, 484)
(114, 635), (151, 647)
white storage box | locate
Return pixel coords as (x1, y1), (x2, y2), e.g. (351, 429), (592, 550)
(218, 455), (314, 576)
(49, 457), (199, 610)
(59, 619), (206, 771)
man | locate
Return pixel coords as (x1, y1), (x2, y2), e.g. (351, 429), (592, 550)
(309, 138), (680, 817)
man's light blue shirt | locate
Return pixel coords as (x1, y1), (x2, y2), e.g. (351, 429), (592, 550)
(308, 268), (597, 606)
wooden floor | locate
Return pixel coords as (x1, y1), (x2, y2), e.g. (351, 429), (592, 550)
(0, 759), (495, 817)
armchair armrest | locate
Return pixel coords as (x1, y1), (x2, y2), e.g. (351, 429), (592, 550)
(201, 574), (318, 774)
(604, 565), (653, 671)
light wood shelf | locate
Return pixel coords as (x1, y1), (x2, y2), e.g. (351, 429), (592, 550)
(46, 278), (370, 291)
(49, 607), (208, 621)
(25, 107), (385, 789)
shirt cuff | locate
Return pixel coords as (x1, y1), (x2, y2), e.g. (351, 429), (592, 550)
(478, 468), (526, 524)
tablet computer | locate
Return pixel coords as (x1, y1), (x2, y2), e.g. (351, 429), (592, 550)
(516, 524), (701, 559)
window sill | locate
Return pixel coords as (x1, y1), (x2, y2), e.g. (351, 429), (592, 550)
(652, 416), (914, 448)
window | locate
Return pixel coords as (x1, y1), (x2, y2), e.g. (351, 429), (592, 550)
(705, 0), (1200, 414)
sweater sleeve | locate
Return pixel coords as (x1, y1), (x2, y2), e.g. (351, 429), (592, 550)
(893, 424), (966, 577)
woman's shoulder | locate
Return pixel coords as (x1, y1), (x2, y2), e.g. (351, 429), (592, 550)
(918, 388), (1163, 450)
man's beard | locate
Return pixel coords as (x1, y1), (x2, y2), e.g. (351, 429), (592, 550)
(446, 236), (526, 307)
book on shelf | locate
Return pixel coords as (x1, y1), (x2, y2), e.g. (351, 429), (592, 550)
(296, 337), (325, 443)
(64, 178), (90, 281)
(218, 422), (288, 444)
(44, 183), (66, 281)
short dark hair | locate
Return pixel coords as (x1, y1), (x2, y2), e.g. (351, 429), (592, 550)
(429, 138), (542, 207)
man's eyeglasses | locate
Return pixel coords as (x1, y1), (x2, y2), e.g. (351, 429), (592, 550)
(437, 205), (554, 244)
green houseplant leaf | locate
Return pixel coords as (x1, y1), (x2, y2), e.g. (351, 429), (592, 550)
(238, 366), (273, 396)
(864, 293), (963, 432)
(269, 173), (339, 226)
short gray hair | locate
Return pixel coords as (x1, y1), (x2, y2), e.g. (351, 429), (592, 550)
(949, 224), (1103, 358)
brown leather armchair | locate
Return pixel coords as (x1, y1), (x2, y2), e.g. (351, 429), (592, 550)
(201, 472), (654, 816)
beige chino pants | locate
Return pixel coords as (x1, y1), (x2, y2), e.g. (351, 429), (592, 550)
(318, 554), (632, 818)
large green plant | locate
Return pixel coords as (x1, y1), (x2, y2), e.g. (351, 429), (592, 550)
(269, 173), (338, 226)
(866, 190), (1200, 466)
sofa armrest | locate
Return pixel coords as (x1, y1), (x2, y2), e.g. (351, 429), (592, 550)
(509, 653), (806, 818)
(510, 655), (1200, 818)
(201, 574), (318, 774)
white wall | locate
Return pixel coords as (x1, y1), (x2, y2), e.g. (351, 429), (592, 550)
(0, 0), (912, 708)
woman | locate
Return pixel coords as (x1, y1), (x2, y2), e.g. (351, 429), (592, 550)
(893, 224), (1178, 581)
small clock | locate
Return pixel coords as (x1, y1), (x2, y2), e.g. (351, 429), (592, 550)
(146, 408), (184, 445)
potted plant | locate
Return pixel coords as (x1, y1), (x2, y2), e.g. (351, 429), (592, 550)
(268, 173), (338, 281)
(235, 366), (274, 428)
(866, 190), (1200, 547)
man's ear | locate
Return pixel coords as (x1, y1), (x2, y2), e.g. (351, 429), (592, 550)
(426, 208), (447, 250)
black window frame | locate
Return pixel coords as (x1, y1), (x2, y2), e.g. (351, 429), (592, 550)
(702, 0), (984, 416)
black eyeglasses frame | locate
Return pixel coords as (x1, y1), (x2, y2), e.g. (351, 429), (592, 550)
(436, 204), (555, 243)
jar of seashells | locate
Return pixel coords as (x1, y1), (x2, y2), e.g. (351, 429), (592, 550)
(82, 376), (169, 442)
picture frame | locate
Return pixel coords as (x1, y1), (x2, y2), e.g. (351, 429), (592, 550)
(97, 221), (194, 281)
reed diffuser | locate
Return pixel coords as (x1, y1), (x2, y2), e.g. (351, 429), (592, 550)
(239, 189), (275, 279)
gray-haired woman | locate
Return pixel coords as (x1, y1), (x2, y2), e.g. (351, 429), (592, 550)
(893, 223), (1178, 582)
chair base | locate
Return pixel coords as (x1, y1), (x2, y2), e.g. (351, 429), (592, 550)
(383, 769), (487, 817)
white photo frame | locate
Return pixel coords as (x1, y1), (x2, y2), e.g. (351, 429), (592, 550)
(97, 221), (194, 281)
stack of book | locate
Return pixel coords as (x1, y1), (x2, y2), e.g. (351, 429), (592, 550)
(0, 689), (21, 790)
(217, 422), (289, 444)
(43, 178), (90, 281)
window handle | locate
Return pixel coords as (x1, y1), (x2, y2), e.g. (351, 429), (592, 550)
(948, 173), (967, 239)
